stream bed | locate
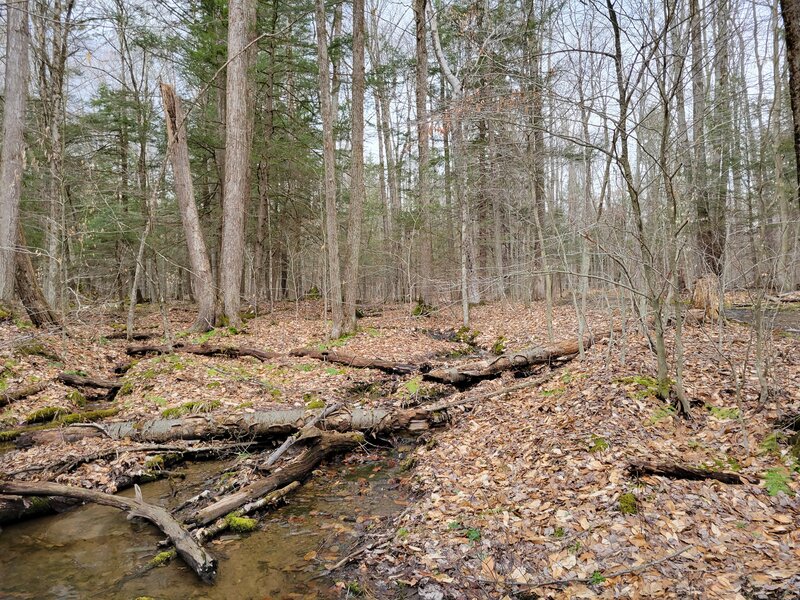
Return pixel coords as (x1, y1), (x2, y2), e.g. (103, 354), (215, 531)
(0, 451), (408, 599)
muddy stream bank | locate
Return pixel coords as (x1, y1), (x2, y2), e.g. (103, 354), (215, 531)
(0, 450), (408, 599)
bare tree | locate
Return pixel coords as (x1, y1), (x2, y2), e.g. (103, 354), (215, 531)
(160, 82), (216, 331)
(315, 0), (344, 337)
(415, 0), (434, 306)
(0, 0), (31, 301)
(219, 0), (256, 327)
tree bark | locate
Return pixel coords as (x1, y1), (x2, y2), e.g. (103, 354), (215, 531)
(781, 0), (800, 214)
(219, 0), (256, 327)
(343, 0), (366, 333)
(415, 0), (434, 306)
(290, 347), (418, 374)
(126, 342), (279, 362)
(160, 83), (216, 331)
(0, 0), (30, 301)
(315, 0), (344, 338)
(15, 225), (61, 328)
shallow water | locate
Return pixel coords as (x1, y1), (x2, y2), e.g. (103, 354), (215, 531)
(726, 307), (800, 336)
(0, 455), (406, 599)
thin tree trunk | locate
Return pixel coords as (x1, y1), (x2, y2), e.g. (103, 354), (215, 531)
(415, 0), (434, 306)
(0, 0), (30, 301)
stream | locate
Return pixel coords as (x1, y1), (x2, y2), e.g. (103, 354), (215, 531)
(0, 451), (408, 599)
(725, 306), (800, 336)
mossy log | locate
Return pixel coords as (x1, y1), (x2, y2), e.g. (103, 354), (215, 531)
(57, 372), (121, 391)
(192, 431), (363, 526)
(423, 336), (595, 386)
(0, 494), (80, 524)
(0, 480), (217, 582)
(193, 481), (300, 542)
(2, 407), (120, 444)
(16, 406), (438, 447)
(126, 342), (279, 362)
(289, 348), (418, 375)
(627, 461), (745, 484)
(0, 381), (48, 407)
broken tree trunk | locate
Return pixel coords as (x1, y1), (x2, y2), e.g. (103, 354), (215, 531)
(16, 406), (438, 447)
(0, 381), (47, 407)
(127, 342), (279, 362)
(424, 336), (596, 386)
(261, 403), (341, 469)
(193, 431), (362, 525)
(0, 480), (217, 582)
(105, 331), (159, 341)
(290, 348), (418, 375)
(57, 372), (121, 401)
(627, 461), (745, 485)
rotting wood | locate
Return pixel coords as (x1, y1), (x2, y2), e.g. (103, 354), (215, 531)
(193, 481), (300, 542)
(16, 406), (438, 446)
(57, 372), (121, 391)
(126, 342), (279, 362)
(627, 461), (745, 484)
(105, 331), (159, 341)
(423, 335), (599, 386)
(193, 431), (363, 525)
(0, 381), (47, 407)
(260, 402), (341, 470)
(0, 480), (217, 582)
(290, 347), (419, 375)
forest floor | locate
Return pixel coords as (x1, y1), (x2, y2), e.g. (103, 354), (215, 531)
(1, 297), (799, 599)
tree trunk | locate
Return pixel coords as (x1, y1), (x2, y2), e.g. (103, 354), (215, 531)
(780, 0), (800, 215)
(160, 83), (216, 331)
(315, 0), (344, 338)
(415, 0), (434, 306)
(15, 225), (61, 328)
(219, 0), (256, 327)
(343, 0), (366, 333)
(0, 0), (30, 301)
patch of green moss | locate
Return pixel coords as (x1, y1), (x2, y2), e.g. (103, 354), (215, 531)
(118, 380), (134, 396)
(616, 374), (669, 399)
(0, 305), (12, 321)
(542, 386), (566, 397)
(708, 406), (740, 420)
(160, 400), (221, 419)
(454, 326), (479, 345)
(411, 297), (434, 317)
(305, 398), (326, 409)
(646, 404), (677, 426)
(25, 406), (69, 424)
(225, 512), (257, 533)
(144, 455), (165, 470)
(618, 492), (638, 515)
(295, 363), (315, 373)
(25, 496), (52, 516)
(305, 285), (321, 300)
(491, 336), (507, 355)
(316, 331), (355, 351)
(589, 434), (609, 453)
(764, 468), (794, 497)
(399, 456), (417, 472)
(760, 432), (783, 455)
(346, 581), (365, 596)
(66, 389), (87, 406)
(237, 401), (254, 409)
(148, 549), (176, 567)
(14, 341), (61, 362)
(0, 408), (118, 442)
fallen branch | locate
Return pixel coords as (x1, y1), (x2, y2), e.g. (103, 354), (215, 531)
(290, 348), (418, 375)
(425, 370), (558, 412)
(0, 381), (48, 407)
(193, 481), (300, 542)
(423, 334), (605, 386)
(627, 461), (745, 485)
(105, 331), (159, 341)
(0, 480), (217, 582)
(261, 402), (341, 469)
(127, 342), (279, 362)
(193, 431), (363, 526)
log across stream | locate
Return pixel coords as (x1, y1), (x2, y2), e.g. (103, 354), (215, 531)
(0, 451), (409, 599)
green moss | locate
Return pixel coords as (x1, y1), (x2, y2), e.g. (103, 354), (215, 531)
(161, 400), (221, 419)
(589, 434), (609, 453)
(399, 456), (417, 472)
(144, 455), (165, 470)
(305, 285), (321, 300)
(0, 408), (118, 442)
(25, 496), (52, 516)
(224, 512), (257, 533)
(491, 336), (507, 355)
(295, 363), (315, 373)
(411, 297), (434, 317)
(66, 389), (87, 406)
(760, 433), (783, 455)
(0, 305), (12, 321)
(454, 326), (479, 345)
(553, 527), (565, 538)
(118, 380), (134, 396)
(148, 549), (176, 567)
(14, 341), (61, 362)
(396, 527), (410, 538)
(616, 374), (669, 399)
(237, 401), (254, 409)
(618, 492), (638, 515)
(346, 581), (364, 596)
(305, 398), (325, 409)
(316, 331), (355, 351)
(25, 406), (69, 424)
(646, 404), (676, 426)
(708, 406), (740, 420)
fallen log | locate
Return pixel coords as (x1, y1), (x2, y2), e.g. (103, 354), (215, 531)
(57, 372), (121, 391)
(261, 403), (341, 470)
(193, 431), (363, 526)
(423, 336), (595, 386)
(105, 331), (159, 341)
(0, 480), (217, 582)
(0, 493), (80, 524)
(16, 406), (438, 446)
(0, 381), (48, 407)
(193, 481), (300, 542)
(127, 342), (279, 362)
(290, 348), (418, 375)
(627, 461), (745, 484)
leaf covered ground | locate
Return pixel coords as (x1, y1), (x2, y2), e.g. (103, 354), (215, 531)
(1, 299), (799, 599)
